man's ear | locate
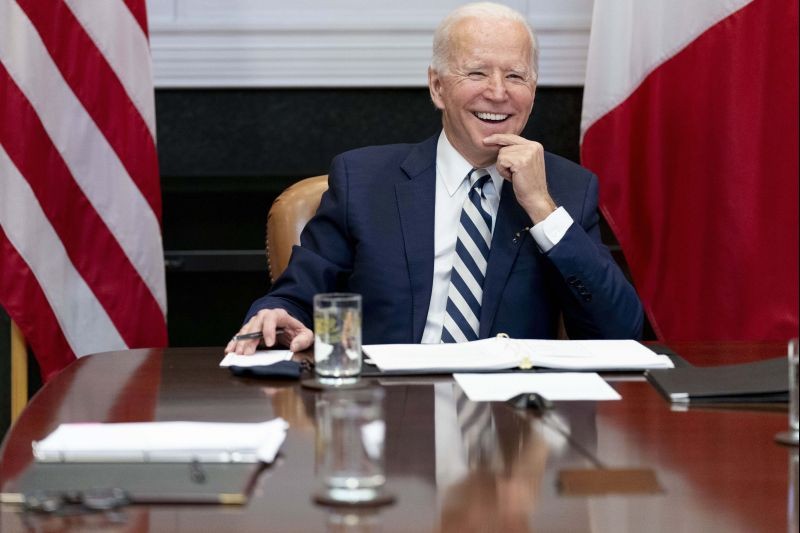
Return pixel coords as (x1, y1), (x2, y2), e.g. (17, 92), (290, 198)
(529, 84), (537, 113)
(428, 67), (445, 110)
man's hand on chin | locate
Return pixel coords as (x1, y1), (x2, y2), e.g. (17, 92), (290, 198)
(483, 134), (557, 223)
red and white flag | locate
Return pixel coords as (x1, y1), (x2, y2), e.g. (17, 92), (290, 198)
(581, 0), (798, 341)
(0, 0), (167, 380)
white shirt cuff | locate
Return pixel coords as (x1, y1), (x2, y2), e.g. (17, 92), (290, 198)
(530, 206), (573, 252)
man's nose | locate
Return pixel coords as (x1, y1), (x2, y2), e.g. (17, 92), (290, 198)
(484, 73), (508, 101)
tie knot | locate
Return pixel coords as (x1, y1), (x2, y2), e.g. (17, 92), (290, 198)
(468, 168), (491, 196)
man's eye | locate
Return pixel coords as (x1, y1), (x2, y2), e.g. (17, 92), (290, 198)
(507, 73), (525, 80)
(468, 71), (486, 78)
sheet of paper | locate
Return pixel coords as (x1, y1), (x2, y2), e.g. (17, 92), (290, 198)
(364, 338), (673, 373)
(219, 350), (293, 367)
(514, 339), (674, 370)
(453, 373), (622, 402)
(363, 338), (518, 372)
(32, 418), (289, 463)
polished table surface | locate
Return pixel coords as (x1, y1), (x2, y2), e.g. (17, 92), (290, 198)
(0, 342), (795, 532)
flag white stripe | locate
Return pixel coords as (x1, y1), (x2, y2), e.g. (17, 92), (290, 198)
(580, 0), (754, 138)
(0, 0), (166, 315)
(0, 145), (127, 357)
(64, 0), (156, 140)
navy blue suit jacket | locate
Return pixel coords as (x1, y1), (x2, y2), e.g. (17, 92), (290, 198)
(248, 134), (643, 342)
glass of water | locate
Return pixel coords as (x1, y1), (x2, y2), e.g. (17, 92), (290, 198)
(315, 387), (387, 504)
(314, 293), (362, 385)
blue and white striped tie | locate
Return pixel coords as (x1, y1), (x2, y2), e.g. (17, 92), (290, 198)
(442, 168), (493, 343)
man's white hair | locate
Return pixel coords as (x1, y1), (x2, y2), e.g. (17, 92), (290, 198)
(430, 2), (539, 80)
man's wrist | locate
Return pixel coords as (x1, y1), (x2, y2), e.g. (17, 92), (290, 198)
(530, 206), (573, 252)
(522, 197), (557, 224)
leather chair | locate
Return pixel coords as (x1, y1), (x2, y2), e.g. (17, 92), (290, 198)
(266, 175), (329, 282)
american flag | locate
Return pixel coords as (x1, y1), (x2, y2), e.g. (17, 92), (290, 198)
(0, 0), (167, 380)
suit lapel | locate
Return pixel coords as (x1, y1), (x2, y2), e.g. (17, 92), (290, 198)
(396, 135), (437, 342)
(480, 184), (532, 337)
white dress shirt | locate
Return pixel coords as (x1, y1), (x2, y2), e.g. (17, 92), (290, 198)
(420, 132), (574, 343)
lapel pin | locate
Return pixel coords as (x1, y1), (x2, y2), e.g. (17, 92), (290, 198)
(512, 226), (531, 244)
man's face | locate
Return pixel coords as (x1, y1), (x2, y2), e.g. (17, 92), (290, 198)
(429, 17), (536, 168)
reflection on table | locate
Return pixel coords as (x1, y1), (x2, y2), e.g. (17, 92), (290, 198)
(0, 342), (793, 532)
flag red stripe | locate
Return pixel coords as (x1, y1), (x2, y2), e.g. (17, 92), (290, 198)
(0, 63), (167, 348)
(123, 0), (150, 38)
(17, 0), (162, 220)
(582, 0), (799, 340)
(0, 227), (76, 380)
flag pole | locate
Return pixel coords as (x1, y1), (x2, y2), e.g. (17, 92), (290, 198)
(10, 320), (27, 422)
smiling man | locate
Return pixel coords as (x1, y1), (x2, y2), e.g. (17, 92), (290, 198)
(228, 2), (643, 355)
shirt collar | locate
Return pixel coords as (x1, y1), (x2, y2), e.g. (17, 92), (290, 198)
(436, 131), (504, 197)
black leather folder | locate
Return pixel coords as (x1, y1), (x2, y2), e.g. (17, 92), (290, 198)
(645, 356), (788, 404)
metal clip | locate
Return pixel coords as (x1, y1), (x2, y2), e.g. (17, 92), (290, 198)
(496, 333), (532, 369)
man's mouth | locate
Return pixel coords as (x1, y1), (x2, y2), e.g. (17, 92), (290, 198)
(473, 111), (510, 123)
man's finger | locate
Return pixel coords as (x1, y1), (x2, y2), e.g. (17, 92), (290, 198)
(483, 133), (528, 147)
(288, 328), (315, 352)
(280, 312), (308, 331)
(259, 311), (281, 348)
(227, 337), (260, 355)
(261, 308), (317, 347)
(496, 164), (513, 181)
(240, 338), (260, 355)
(224, 338), (236, 354)
(227, 320), (261, 354)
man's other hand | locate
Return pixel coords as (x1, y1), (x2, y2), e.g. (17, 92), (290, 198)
(225, 308), (314, 355)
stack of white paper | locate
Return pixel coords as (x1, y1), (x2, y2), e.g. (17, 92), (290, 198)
(32, 418), (289, 463)
(363, 338), (673, 373)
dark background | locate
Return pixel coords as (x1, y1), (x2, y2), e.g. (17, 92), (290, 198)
(0, 86), (648, 439)
(157, 87), (587, 347)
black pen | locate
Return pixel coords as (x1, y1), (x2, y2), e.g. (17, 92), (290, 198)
(232, 329), (285, 341)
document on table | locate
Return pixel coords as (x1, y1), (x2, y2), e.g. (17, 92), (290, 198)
(454, 373), (622, 402)
(219, 350), (293, 367)
(32, 418), (289, 463)
(363, 338), (673, 373)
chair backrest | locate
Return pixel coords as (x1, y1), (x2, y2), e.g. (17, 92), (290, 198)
(266, 175), (329, 282)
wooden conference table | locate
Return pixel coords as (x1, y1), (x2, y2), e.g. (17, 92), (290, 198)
(0, 342), (795, 532)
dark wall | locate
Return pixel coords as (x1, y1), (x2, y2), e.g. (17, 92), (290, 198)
(157, 87), (592, 348)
